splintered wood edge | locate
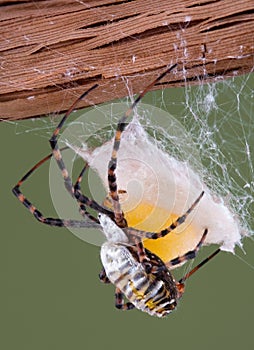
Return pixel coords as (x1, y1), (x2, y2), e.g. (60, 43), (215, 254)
(0, 0), (253, 121)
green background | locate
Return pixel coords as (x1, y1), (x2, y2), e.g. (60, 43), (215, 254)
(2, 74), (254, 350)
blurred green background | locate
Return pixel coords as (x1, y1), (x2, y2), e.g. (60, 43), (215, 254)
(1, 74), (254, 350)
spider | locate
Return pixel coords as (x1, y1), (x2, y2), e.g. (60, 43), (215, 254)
(13, 64), (220, 317)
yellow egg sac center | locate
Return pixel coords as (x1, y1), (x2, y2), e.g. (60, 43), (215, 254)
(125, 201), (200, 264)
(104, 194), (201, 264)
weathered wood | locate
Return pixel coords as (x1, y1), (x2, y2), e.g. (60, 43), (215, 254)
(0, 0), (253, 121)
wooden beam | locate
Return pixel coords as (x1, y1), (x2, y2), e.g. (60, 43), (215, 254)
(0, 0), (253, 121)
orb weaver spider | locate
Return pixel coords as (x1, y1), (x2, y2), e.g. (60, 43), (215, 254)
(13, 64), (220, 317)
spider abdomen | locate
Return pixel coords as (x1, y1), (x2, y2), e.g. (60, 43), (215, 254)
(100, 242), (178, 317)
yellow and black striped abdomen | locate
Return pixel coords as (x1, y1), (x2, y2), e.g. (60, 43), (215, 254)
(100, 242), (178, 317)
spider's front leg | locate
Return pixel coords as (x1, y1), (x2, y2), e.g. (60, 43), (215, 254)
(107, 64), (177, 228)
(74, 162), (114, 223)
(12, 147), (100, 229)
(49, 85), (98, 197)
(46, 84), (115, 221)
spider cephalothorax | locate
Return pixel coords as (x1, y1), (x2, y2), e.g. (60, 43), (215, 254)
(13, 64), (220, 317)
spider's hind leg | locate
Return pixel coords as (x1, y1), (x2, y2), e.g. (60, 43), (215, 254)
(126, 191), (205, 241)
(166, 228), (208, 269)
(115, 288), (135, 310)
(99, 268), (111, 284)
(147, 191), (205, 240)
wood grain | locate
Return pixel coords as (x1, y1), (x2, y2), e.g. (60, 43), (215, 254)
(0, 0), (253, 120)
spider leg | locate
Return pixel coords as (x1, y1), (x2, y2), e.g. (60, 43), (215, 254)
(49, 84), (98, 196)
(165, 228), (208, 269)
(73, 163), (101, 224)
(115, 287), (135, 310)
(98, 268), (111, 284)
(108, 64), (177, 227)
(47, 84), (114, 219)
(133, 238), (153, 273)
(73, 162), (89, 192)
(127, 237), (167, 275)
(12, 148), (100, 228)
(74, 171), (115, 220)
(176, 248), (220, 299)
(125, 191), (204, 240)
(178, 248), (220, 283)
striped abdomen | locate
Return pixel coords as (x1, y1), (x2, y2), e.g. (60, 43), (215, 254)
(100, 242), (178, 317)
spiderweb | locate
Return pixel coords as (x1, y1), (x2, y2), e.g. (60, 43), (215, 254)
(11, 68), (254, 266)
(160, 73), (254, 230)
